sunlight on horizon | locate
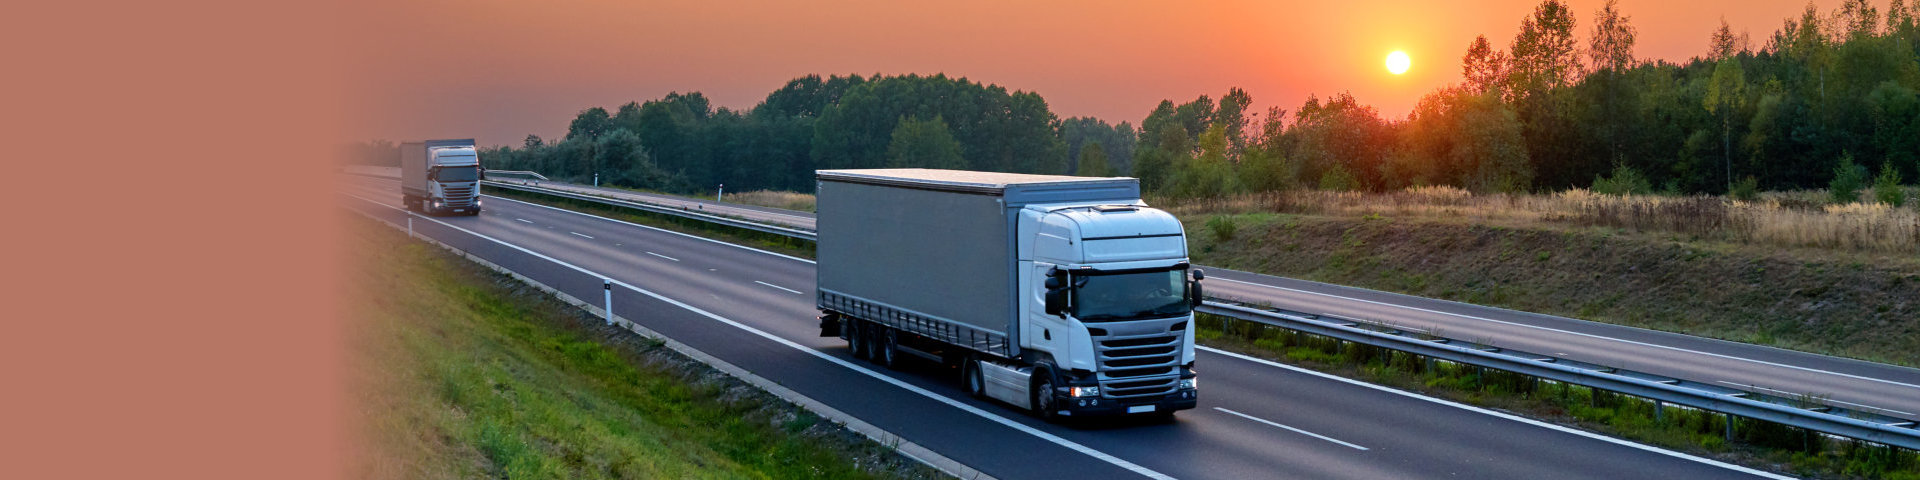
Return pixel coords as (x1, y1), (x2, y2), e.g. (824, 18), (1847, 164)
(1385, 50), (1411, 75)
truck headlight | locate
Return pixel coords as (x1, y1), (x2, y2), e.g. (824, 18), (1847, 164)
(1179, 378), (1197, 390)
(1069, 386), (1100, 397)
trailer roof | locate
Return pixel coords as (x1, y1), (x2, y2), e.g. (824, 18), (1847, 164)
(820, 168), (1127, 190)
(818, 168), (1140, 204)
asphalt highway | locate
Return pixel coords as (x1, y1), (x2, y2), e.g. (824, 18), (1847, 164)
(492, 176), (1920, 423)
(341, 175), (1786, 479)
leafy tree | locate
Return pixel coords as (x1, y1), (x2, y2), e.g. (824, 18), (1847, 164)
(1506, 0), (1581, 102)
(523, 134), (544, 149)
(565, 107), (612, 141)
(1462, 35), (1510, 95)
(1873, 161), (1908, 206)
(1587, 0), (1636, 72)
(1168, 124), (1237, 199)
(1830, 154), (1869, 204)
(1704, 57), (1747, 191)
(1708, 18), (1749, 59)
(885, 116), (967, 169)
(1077, 143), (1112, 177)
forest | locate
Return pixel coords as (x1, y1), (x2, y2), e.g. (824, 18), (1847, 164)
(352, 0), (1919, 204)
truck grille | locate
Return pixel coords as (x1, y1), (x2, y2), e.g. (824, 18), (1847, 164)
(1094, 332), (1181, 398)
(442, 186), (475, 206)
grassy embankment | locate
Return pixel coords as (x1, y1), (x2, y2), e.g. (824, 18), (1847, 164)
(1164, 187), (1920, 367)
(347, 217), (935, 479)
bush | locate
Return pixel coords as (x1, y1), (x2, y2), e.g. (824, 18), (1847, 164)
(1873, 161), (1907, 207)
(1206, 215), (1239, 241)
(1729, 175), (1759, 201)
(1319, 166), (1359, 192)
(1829, 154), (1868, 204)
(1591, 164), (1653, 196)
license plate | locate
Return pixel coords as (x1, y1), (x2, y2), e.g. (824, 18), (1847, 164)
(1127, 405), (1156, 414)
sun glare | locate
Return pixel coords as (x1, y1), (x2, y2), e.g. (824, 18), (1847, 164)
(1386, 50), (1411, 75)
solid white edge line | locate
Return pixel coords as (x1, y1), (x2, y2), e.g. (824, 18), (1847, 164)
(569, 231), (594, 239)
(344, 193), (1176, 480)
(483, 193), (817, 265)
(1199, 346), (1795, 480)
(1213, 276), (1920, 392)
(755, 280), (804, 295)
(646, 251), (680, 262)
(1212, 408), (1367, 450)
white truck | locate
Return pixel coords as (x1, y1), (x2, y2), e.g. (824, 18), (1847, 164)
(816, 169), (1201, 420)
(400, 139), (482, 216)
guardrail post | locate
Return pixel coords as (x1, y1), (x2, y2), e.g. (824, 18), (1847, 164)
(1725, 413), (1735, 442)
(1655, 400), (1665, 423)
(603, 278), (613, 325)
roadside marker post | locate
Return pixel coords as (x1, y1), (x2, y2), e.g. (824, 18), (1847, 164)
(603, 278), (614, 325)
(407, 216), (413, 238)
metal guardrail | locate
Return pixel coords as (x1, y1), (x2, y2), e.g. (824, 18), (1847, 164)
(482, 181), (817, 240)
(486, 170), (550, 181)
(476, 176), (1920, 449)
(1198, 301), (1920, 450)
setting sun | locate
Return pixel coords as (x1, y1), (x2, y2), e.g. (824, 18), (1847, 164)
(1385, 50), (1410, 75)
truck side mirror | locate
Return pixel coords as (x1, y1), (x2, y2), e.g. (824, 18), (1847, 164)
(1043, 267), (1067, 316)
(1189, 269), (1205, 307)
(1045, 289), (1067, 316)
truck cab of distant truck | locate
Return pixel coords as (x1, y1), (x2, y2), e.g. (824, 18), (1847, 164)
(400, 139), (483, 216)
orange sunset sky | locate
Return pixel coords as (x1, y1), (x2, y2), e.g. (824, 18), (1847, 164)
(344, 0), (1850, 146)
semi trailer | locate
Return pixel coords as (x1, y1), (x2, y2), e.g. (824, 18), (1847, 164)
(400, 139), (482, 216)
(816, 169), (1201, 420)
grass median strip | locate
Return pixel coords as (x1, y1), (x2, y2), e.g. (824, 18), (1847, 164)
(347, 216), (936, 479)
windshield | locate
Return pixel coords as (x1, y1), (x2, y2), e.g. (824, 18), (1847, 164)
(1070, 267), (1190, 322)
(434, 165), (479, 182)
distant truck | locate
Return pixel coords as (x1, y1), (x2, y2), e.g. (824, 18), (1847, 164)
(816, 169), (1201, 420)
(400, 139), (482, 216)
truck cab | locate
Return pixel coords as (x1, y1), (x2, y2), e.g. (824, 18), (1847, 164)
(401, 139), (482, 216)
(1014, 203), (1200, 417)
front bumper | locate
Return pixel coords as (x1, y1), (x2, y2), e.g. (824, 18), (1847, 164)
(1055, 387), (1197, 417)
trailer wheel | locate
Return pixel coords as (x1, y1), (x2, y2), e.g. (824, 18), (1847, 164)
(962, 358), (985, 398)
(845, 321), (866, 359)
(878, 328), (899, 369)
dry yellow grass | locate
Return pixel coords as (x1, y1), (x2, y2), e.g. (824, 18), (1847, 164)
(725, 190), (816, 212)
(1156, 186), (1920, 254)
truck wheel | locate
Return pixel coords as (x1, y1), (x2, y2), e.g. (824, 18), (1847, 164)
(962, 358), (985, 398)
(878, 328), (899, 369)
(1032, 371), (1059, 421)
(845, 321), (866, 359)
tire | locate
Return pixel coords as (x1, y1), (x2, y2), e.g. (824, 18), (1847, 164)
(1032, 370), (1059, 421)
(845, 321), (866, 359)
(962, 358), (986, 398)
(878, 327), (899, 369)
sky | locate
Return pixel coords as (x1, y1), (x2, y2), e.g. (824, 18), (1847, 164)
(342, 0), (1850, 146)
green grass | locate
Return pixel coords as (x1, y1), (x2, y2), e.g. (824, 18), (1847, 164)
(1192, 313), (1920, 480)
(347, 217), (925, 479)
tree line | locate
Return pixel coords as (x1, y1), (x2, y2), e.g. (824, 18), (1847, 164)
(359, 0), (1916, 201)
